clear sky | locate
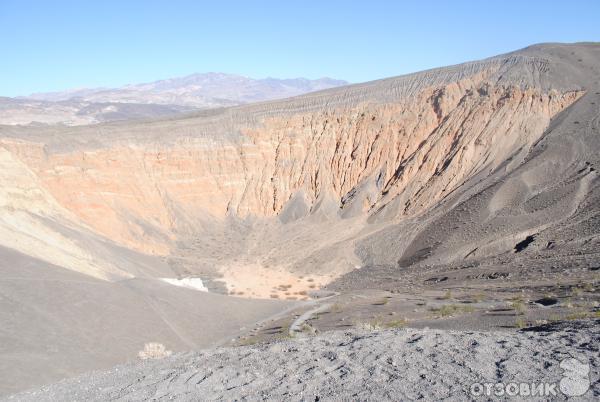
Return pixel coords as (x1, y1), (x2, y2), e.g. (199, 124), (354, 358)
(1, 0), (599, 97)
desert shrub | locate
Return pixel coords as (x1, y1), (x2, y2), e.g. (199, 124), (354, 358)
(582, 282), (594, 292)
(238, 337), (261, 346)
(563, 297), (574, 308)
(571, 287), (583, 297)
(372, 298), (389, 306)
(385, 319), (408, 328)
(548, 314), (561, 322)
(508, 298), (527, 315)
(565, 310), (598, 320)
(472, 292), (486, 303)
(358, 321), (383, 331)
(442, 290), (453, 300)
(355, 314), (387, 331)
(138, 343), (172, 360)
(301, 323), (316, 335)
(430, 304), (474, 318)
(515, 317), (528, 328)
(509, 301), (525, 314)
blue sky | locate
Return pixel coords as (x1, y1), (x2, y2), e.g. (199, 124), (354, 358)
(1, 0), (598, 97)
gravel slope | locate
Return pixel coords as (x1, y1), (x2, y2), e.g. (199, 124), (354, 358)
(0, 246), (291, 396)
(7, 320), (598, 401)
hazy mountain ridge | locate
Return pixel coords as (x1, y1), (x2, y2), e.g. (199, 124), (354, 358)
(0, 74), (347, 126)
(0, 96), (197, 126)
(26, 73), (347, 105)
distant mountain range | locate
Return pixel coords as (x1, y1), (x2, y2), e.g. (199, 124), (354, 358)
(1, 73), (347, 126)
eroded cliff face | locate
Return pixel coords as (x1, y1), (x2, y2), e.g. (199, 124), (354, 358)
(0, 145), (131, 280)
(1, 74), (582, 256)
(0, 47), (591, 289)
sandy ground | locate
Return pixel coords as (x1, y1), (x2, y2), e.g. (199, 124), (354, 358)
(217, 263), (333, 300)
(6, 320), (598, 401)
(0, 246), (293, 396)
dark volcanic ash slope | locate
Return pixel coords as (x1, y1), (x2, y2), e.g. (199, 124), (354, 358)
(334, 43), (600, 295)
(7, 321), (599, 401)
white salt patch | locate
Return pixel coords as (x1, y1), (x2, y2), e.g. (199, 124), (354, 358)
(160, 277), (208, 292)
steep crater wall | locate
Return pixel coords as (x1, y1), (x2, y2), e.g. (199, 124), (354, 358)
(1, 81), (582, 258)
